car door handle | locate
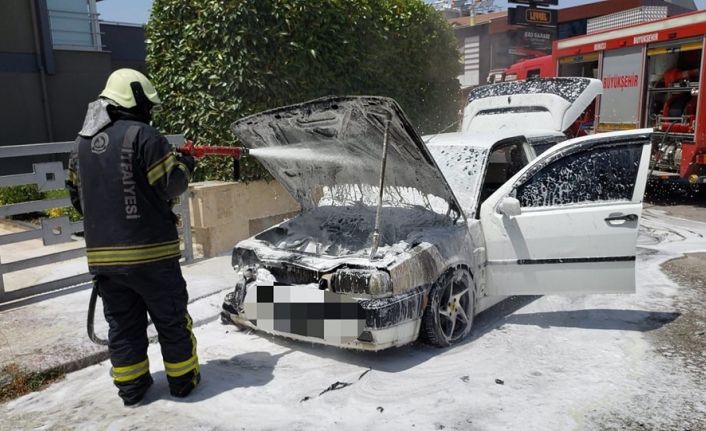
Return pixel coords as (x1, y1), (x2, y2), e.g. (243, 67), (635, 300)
(605, 214), (638, 224)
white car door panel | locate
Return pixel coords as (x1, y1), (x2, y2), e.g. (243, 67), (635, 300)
(480, 129), (653, 296)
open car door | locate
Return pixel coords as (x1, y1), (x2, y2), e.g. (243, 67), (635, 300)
(480, 129), (652, 295)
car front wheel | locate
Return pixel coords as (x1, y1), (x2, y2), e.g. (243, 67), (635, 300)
(421, 269), (475, 347)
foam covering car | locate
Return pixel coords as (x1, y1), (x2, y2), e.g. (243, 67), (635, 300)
(222, 78), (653, 350)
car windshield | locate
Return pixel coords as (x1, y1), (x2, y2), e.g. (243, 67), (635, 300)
(428, 145), (488, 217)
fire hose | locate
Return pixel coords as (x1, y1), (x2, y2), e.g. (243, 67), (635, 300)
(88, 285), (234, 346)
(87, 285), (108, 345)
(86, 140), (249, 345)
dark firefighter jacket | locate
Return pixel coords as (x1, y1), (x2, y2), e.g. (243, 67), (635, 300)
(67, 117), (190, 273)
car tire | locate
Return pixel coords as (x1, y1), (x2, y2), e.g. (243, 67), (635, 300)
(421, 268), (475, 347)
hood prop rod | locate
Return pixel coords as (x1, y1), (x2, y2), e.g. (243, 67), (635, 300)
(370, 117), (391, 260)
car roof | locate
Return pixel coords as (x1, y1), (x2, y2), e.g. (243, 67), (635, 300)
(423, 129), (564, 150)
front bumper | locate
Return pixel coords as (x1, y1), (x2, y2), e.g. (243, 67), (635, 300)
(222, 280), (427, 351)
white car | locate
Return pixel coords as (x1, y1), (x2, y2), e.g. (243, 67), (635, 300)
(222, 78), (652, 350)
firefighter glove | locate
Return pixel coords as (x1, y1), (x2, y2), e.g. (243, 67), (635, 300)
(177, 153), (196, 173)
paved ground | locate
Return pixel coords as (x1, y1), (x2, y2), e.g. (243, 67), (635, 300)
(658, 252), (706, 375)
(1, 204), (705, 430)
(646, 196), (706, 387)
(0, 220), (86, 294)
(0, 253), (234, 375)
(645, 191), (706, 223)
(0, 218), (228, 375)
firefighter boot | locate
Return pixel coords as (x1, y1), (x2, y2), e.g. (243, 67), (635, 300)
(119, 373), (154, 406)
(169, 369), (201, 398)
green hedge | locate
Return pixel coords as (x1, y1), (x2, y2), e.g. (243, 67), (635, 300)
(147, 0), (461, 181)
(0, 186), (81, 222)
(0, 185), (44, 206)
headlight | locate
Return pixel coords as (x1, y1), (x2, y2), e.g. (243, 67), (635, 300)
(232, 248), (260, 269)
(331, 268), (392, 297)
(242, 267), (257, 282)
(368, 271), (392, 296)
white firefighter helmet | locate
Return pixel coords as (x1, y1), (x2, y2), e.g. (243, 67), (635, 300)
(99, 68), (161, 109)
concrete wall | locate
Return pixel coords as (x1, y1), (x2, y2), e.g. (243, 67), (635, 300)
(189, 181), (301, 258)
(101, 23), (147, 73)
(46, 49), (112, 140)
(0, 0), (49, 148)
(0, 1), (36, 53)
(0, 73), (51, 147)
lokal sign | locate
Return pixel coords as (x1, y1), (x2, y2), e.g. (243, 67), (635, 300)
(522, 28), (555, 51)
(508, 5), (558, 27)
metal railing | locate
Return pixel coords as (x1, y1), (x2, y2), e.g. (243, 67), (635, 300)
(0, 136), (193, 305)
(47, 1), (102, 51)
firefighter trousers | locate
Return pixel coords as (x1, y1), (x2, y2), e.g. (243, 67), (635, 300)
(95, 259), (200, 403)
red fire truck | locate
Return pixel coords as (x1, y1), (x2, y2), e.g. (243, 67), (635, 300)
(552, 9), (706, 189)
(503, 55), (554, 81)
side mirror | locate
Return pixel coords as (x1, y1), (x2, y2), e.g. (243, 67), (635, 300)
(498, 196), (521, 217)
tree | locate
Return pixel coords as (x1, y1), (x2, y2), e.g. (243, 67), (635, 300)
(147, 0), (460, 181)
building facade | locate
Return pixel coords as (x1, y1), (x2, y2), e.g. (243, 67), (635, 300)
(448, 0), (695, 92)
(0, 0), (146, 173)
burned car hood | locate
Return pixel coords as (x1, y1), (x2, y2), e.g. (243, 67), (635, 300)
(462, 77), (602, 133)
(231, 96), (463, 213)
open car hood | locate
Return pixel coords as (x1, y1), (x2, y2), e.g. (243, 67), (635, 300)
(462, 77), (602, 133)
(232, 96), (463, 214)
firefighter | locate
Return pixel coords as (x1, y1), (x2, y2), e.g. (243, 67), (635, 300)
(66, 69), (200, 406)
